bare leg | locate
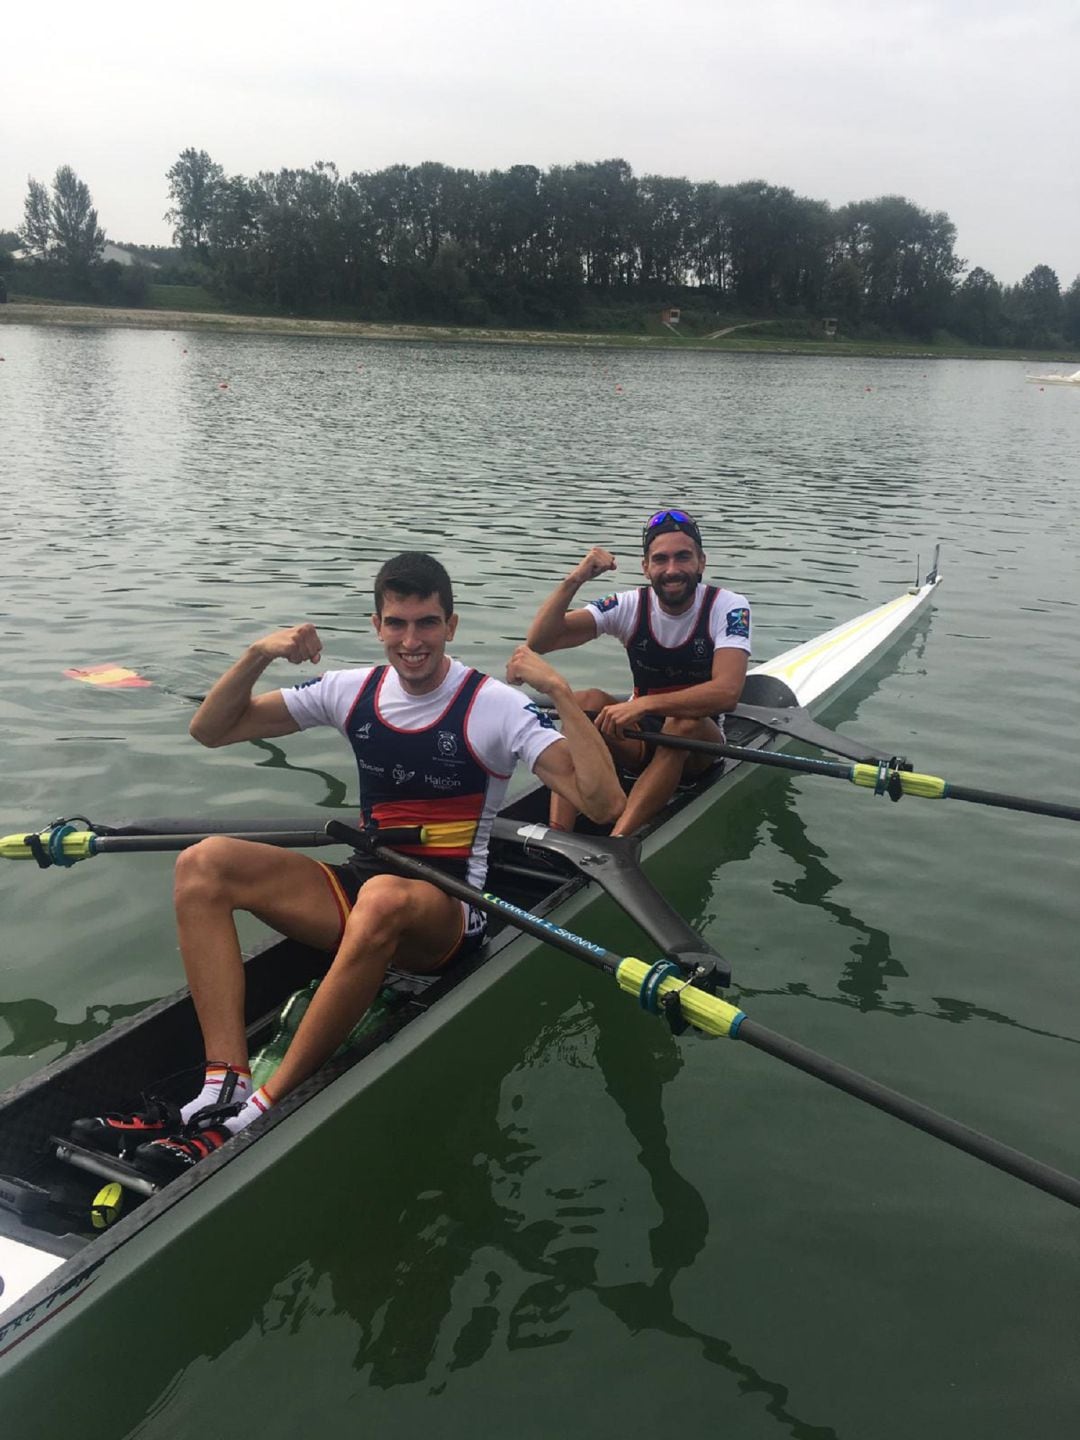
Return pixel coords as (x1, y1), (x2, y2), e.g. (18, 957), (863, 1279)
(173, 837), (345, 1071)
(611, 717), (722, 837)
(262, 873), (463, 1100)
(548, 688), (641, 830)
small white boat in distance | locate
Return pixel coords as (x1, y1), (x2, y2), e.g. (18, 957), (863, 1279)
(1026, 368), (1080, 385)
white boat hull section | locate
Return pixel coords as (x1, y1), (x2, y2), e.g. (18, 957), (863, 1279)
(0, 1236), (65, 1312)
(752, 577), (940, 710)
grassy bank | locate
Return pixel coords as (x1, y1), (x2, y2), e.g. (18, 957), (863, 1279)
(2, 299), (1079, 364)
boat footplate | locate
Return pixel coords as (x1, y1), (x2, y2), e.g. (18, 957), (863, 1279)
(51, 1138), (158, 1197)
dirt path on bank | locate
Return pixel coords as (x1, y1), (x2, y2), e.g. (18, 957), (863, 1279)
(0, 302), (637, 348)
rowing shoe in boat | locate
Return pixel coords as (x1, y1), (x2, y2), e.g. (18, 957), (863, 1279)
(0, 557), (944, 1372)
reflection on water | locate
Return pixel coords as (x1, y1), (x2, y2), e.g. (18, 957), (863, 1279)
(0, 995), (155, 1060)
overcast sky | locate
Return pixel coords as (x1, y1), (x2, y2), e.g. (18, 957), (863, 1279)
(4, 0), (1077, 285)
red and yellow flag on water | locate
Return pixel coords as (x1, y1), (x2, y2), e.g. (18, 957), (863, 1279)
(63, 664), (152, 689)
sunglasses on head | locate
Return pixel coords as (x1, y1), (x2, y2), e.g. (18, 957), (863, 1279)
(645, 509), (695, 529)
(642, 509), (702, 551)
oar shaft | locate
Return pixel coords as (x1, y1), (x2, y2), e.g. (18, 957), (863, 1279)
(737, 1018), (1080, 1209)
(941, 783), (1080, 824)
(328, 819), (1080, 1210)
(324, 819), (621, 974)
(626, 727), (853, 778)
(630, 731), (1080, 826)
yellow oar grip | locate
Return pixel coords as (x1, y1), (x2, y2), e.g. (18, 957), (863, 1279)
(0, 829), (96, 861)
(851, 766), (948, 800)
(615, 957), (745, 1038)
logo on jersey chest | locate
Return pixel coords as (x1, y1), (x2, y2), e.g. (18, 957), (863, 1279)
(424, 772), (462, 791)
(392, 764), (416, 786)
(692, 637), (709, 659)
(352, 721), (372, 741)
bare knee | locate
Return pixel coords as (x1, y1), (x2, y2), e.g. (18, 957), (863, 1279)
(174, 836), (240, 906)
(574, 688), (614, 713)
(663, 715), (706, 740)
(343, 874), (413, 945)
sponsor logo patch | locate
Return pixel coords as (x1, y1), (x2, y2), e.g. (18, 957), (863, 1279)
(424, 773), (461, 790)
(391, 764), (416, 785)
(725, 607), (750, 639)
(352, 721), (372, 741)
(524, 703), (557, 730)
(292, 676), (322, 690)
(592, 593), (619, 613)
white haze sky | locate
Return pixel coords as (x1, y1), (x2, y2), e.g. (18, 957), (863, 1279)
(4, 0), (1077, 285)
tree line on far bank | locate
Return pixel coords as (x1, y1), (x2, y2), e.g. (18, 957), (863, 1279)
(5, 151), (1080, 349)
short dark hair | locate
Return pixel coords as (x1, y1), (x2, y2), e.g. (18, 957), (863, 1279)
(374, 552), (454, 618)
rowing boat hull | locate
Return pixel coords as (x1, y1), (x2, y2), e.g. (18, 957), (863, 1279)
(0, 568), (940, 1374)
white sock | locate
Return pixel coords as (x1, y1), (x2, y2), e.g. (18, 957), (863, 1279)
(221, 1085), (275, 1136)
(180, 1063), (252, 1125)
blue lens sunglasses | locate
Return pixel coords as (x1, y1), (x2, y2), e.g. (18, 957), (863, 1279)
(642, 509), (701, 551)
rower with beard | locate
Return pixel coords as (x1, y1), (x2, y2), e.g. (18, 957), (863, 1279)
(526, 509), (751, 837)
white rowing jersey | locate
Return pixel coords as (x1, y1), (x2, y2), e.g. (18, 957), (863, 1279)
(282, 657), (564, 885)
(587, 585), (752, 653)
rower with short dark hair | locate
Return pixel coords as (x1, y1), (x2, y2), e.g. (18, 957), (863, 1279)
(72, 551), (625, 1181)
(526, 509), (751, 836)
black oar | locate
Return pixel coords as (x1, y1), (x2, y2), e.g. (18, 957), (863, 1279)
(614, 727), (1080, 826)
(325, 819), (1080, 1212)
(536, 694), (893, 764)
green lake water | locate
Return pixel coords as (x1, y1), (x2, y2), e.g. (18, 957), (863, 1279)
(1, 324), (1078, 1437)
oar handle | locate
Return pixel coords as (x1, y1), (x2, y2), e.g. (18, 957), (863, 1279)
(325, 819), (622, 975)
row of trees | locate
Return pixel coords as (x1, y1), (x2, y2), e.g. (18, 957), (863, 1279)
(7, 152), (1080, 346)
(5, 166), (146, 305)
(160, 149), (1080, 343)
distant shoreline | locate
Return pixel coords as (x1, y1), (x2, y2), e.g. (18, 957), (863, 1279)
(2, 301), (1078, 364)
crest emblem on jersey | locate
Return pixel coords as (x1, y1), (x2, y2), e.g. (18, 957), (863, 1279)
(593, 593), (619, 613)
(392, 764), (416, 785)
(525, 703), (556, 730)
(437, 730), (458, 759)
(726, 608), (750, 639)
(692, 637), (708, 658)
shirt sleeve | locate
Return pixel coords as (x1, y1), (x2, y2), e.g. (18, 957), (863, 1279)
(710, 593), (752, 654)
(468, 678), (566, 775)
(280, 668), (372, 731)
(587, 589), (639, 645)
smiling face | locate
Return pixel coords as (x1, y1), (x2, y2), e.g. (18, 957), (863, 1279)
(372, 589), (458, 694)
(641, 531), (706, 613)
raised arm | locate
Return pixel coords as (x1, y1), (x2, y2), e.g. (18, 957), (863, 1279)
(189, 624), (322, 748)
(525, 547), (616, 653)
(505, 645), (625, 825)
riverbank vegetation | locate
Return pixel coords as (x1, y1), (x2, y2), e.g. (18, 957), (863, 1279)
(4, 153), (1079, 355)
